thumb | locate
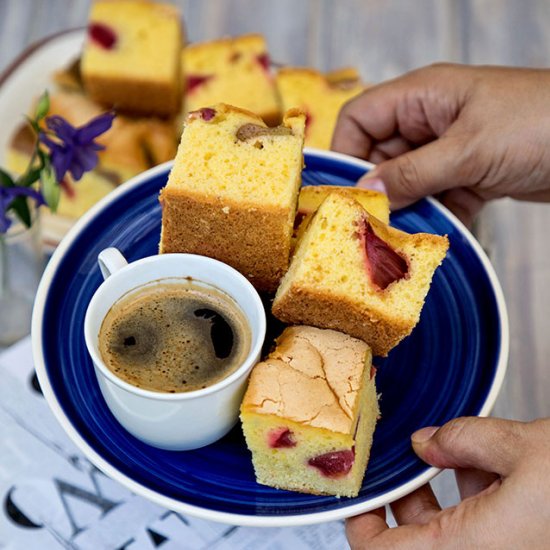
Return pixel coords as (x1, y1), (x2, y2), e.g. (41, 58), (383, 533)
(358, 136), (467, 209)
(411, 417), (526, 477)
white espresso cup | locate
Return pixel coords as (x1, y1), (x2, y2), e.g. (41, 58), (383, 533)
(84, 248), (266, 451)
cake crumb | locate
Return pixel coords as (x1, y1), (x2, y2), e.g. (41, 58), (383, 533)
(222, 206), (230, 214)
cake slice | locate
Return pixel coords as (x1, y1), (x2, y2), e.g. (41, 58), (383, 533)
(183, 34), (281, 125)
(159, 103), (306, 291)
(293, 185), (390, 247)
(81, 0), (183, 116)
(240, 326), (378, 497)
(276, 67), (365, 149)
(272, 193), (449, 356)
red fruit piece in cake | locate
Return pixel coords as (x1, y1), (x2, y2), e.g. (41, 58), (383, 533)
(81, 1), (183, 117)
(186, 74), (214, 94)
(308, 449), (355, 477)
(183, 34), (281, 126)
(88, 23), (117, 50)
(359, 218), (409, 290)
(240, 326), (379, 497)
(187, 107), (217, 121)
(273, 192), (449, 356)
(268, 427), (297, 448)
(256, 52), (271, 72)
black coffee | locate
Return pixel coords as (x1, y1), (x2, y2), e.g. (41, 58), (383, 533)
(99, 281), (251, 393)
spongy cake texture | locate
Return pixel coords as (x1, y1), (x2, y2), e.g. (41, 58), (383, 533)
(273, 193), (449, 356)
(159, 103), (305, 291)
(240, 326), (379, 497)
(293, 185), (390, 247)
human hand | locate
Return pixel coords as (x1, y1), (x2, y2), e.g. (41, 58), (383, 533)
(332, 64), (550, 226)
(346, 416), (550, 549)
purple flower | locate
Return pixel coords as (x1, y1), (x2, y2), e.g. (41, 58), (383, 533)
(0, 186), (45, 233)
(39, 111), (115, 182)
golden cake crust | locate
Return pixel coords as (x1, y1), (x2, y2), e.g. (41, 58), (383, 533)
(272, 284), (412, 357)
(241, 326), (370, 434)
(159, 190), (292, 290)
(84, 74), (182, 117)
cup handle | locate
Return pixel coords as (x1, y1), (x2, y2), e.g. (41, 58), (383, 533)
(98, 248), (128, 280)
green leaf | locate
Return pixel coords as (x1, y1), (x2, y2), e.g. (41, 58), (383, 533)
(16, 166), (42, 188)
(8, 195), (32, 228)
(0, 168), (14, 188)
(35, 90), (50, 120)
(24, 115), (40, 135)
(41, 162), (60, 212)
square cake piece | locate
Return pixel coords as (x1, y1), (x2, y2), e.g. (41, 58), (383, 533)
(276, 67), (365, 149)
(81, 0), (183, 116)
(159, 103), (306, 291)
(240, 326), (379, 497)
(273, 193), (449, 356)
(183, 34), (281, 126)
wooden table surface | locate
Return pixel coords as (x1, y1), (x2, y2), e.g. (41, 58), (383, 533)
(1, 0), (549, 536)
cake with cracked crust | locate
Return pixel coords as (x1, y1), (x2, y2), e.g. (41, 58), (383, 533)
(273, 193), (449, 356)
(240, 325), (378, 497)
(159, 103), (306, 292)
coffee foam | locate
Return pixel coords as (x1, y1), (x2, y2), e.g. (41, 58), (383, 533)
(99, 281), (251, 393)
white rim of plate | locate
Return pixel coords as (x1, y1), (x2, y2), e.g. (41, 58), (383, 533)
(31, 150), (509, 527)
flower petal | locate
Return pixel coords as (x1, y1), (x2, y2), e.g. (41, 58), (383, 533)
(46, 115), (77, 143)
(70, 146), (99, 181)
(39, 132), (59, 150)
(76, 111), (115, 144)
(10, 185), (46, 207)
(0, 190), (13, 232)
(68, 154), (86, 181)
(50, 147), (73, 182)
(69, 162), (84, 182)
(1, 185), (42, 204)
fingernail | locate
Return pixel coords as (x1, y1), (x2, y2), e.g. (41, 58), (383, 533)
(411, 426), (440, 444)
(357, 176), (387, 194)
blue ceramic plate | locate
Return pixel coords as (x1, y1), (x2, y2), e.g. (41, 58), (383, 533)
(32, 149), (508, 526)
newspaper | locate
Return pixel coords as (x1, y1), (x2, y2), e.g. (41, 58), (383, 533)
(0, 337), (350, 550)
